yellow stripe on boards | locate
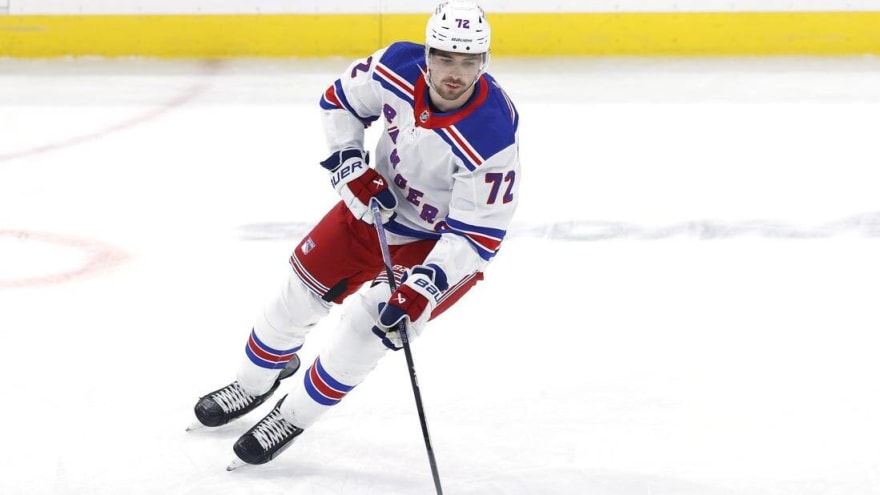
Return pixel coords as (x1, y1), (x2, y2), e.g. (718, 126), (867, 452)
(0, 15), (382, 58)
(1, 12), (879, 58)
(517, 12), (880, 56)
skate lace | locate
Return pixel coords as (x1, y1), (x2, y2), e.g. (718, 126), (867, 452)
(212, 382), (256, 413)
(252, 408), (299, 450)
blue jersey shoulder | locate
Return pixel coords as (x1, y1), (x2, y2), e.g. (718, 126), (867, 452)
(377, 42), (425, 87)
(455, 73), (519, 164)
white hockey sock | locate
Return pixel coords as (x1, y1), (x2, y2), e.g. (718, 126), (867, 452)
(281, 286), (391, 428)
(237, 271), (331, 396)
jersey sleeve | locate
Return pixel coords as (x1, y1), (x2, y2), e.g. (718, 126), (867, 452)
(424, 139), (521, 286)
(319, 47), (388, 153)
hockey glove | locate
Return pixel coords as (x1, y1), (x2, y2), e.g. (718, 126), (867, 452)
(321, 148), (396, 224)
(372, 264), (449, 350)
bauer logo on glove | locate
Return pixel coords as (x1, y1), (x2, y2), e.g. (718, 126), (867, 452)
(329, 158), (365, 188)
(372, 264), (449, 350)
(321, 148), (396, 225)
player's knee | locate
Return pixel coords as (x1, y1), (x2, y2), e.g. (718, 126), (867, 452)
(322, 286), (391, 366)
(343, 285), (387, 333)
(285, 273), (332, 326)
(260, 272), (332, 335)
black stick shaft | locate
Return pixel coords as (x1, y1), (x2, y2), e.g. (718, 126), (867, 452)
(370, 199), (443, 495)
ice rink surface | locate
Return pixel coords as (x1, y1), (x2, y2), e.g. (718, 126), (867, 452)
(2, 55), (880, 494)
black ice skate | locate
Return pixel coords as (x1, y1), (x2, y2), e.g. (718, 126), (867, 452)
(227, 395), (304, 470)
(189, 355), (301, 430)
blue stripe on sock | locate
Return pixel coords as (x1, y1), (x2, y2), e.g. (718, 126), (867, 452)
(314, 358), (355, 393)
(250, 330), (301, 356)
(245, 345), (291, 370)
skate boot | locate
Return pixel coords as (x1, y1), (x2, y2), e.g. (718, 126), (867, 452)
(229, 396), (304, 469)
(192, 355), (301, 428)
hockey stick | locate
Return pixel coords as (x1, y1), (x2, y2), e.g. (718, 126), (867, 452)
(369, 198), (444, 495)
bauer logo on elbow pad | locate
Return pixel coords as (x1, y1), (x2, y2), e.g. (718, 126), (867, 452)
(330, 160), (364, 188)
(414, 277), (442, 303)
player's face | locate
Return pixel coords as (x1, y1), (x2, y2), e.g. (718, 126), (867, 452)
(427, 50), (483, 109)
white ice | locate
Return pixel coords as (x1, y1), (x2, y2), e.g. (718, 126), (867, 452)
(1, 55), (880, 495)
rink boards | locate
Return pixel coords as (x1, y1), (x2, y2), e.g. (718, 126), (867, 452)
(1, 4), (879, 57)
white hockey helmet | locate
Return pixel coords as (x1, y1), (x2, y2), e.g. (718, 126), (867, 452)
(425, 1), (491, 55)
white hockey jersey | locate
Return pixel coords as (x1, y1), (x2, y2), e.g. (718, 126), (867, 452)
(320, 42), (520, 287)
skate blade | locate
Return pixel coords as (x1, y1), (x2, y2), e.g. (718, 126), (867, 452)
(185, 421), (205, 432)
(226, 458), (249, 471)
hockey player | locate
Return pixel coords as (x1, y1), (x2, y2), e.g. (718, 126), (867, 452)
(191, 1), (520, 468)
